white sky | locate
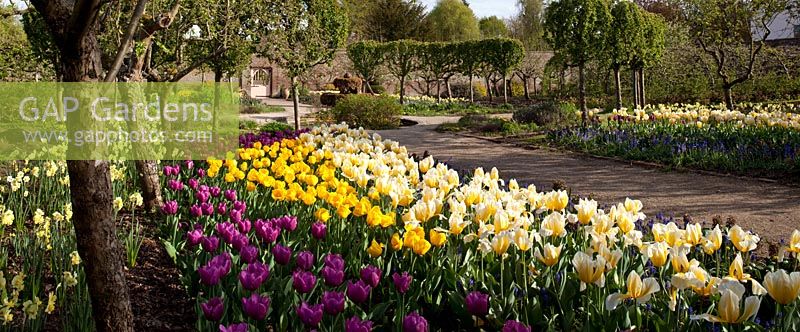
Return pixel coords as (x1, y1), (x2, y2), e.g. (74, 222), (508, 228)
(419, 0), (519, 19)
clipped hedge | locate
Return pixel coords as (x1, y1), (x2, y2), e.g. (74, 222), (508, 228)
(320, 94), (402, 129)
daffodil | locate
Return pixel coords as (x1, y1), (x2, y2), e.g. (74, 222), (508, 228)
(572, 251), (606, 291)
(70, 251), (81, 266)
(763, 269), (800, 305)
(534, 243), (562, 267)
(45, 292), (56, 314)
(691, 280), (761, 324)
(605, 271), (660, 310)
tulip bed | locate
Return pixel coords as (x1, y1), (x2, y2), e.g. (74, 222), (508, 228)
(549, 104), (800, 178)
(162, 124), (800, 331)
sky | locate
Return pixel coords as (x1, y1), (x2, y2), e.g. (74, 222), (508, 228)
(418, 0), (520, 19)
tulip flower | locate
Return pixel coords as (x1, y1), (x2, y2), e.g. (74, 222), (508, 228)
(278, 215), (297, 232)
(201, 236), (220, 253)
(491, 234), (511, 256)
(322, 266), (345, 286)
(728, 225), (760, 252)
(390, 233), (403, 251)
(296, 251), (315, 271)
(544, 190), (568, 211)
(534, 244), (562, 267)
(429, 230), (447, 247)
(691, 281), (760, 324)
(412, 238), (431, 256)
(272, 244), (292, 265)
(366, 240), (384, 258)
(346, 280), (371, 303)
(218, 323), (248, 332)
(671, 266), (720, 297)
(540, 212), (566, 237)
(465, 291), (489, 316)
(764, 269), (800, 305)
(645, 242), (669, 268)
(296, 302), (324, 327)
(684, 223), (703, 246)
(311, 222), (327, 240)
(345, 316), (374, 332)
(572, 251), (606, 291)
(292, 270), (317, 294)
(254, 219), (280, 243)
(324, 254), (345, 270)
(360, 265), (382, 288)
(161, 200), (178, 214)
(201, 297), (224, 321)
(605, 271), (660, 310)
(224, 189), (237, 201)
(392, 272), (412, 294)
(240, 245), (259, 264)
(239, 263), (269, 291)
(402, 312), (428, 332)
(186, 229), (203, 247)
(575, 198), (597, 225)
(322, 291), (346, 315)
(241, 293), (270, 320)
(725, 254), (767, 295)
(502, 320), (531, 332)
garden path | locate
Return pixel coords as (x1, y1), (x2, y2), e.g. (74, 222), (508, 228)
(240, 98), (315, 127)
(377, 124), (800, 243)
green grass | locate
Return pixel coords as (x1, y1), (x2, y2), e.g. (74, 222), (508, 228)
(402, 102), (513, 116)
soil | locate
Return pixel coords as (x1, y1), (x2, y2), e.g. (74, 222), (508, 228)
(377, 124), (800, 244)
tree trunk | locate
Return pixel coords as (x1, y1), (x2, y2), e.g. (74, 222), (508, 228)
(135, 160), (163, 211)
(639, 68), (646, 106)
(214, 69), (223, 82)
(632, 70), (640, 108)
(614, 67), (622, 109)
(578, 63), (588, 121)
(42, 3), (135, 329)
(399, 76), (406, 105)
(446, 79), (452, 99)
(522, 76), (530, 100)
(469, 75), (474, 103)
(723, 86), (734, 110)
(503, 76), (508, 103)
(486, 76), (492, 102)
(291, 76), (300, 131)
(436, 80), (441, 104)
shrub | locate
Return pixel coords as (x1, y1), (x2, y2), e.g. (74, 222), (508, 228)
(320, 93), (345, 107)
(333, 76), (362, 94)
(511, 81), (525, 97)
(259, 122), (293, 133)
(450, 82), (488, 99)
(513, 101), (579, 127)
(320, 94), (402, 129)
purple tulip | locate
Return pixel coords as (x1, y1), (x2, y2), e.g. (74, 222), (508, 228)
(232, 200), (246, 212)
(210, 252), (232, 274)
(345, 316), (374, 332)
(321, 266), (345, 286)
(255, 219), (281, 243)
(224, 189), (237, 202)
(239, 262), (270, 291)
(197, 169), (206, 178)
(161, 200), (178, 215)
(201, 202), (214, 216)
(217, 202), (228, 215)
(216, 222), (237, 243)
(278, 215), (297, 232)
(186, 229), (203, 247)
(402, 312), (428, 332)
(392, 272), (412, 294)
(308, 222), (326, 240)
(322, 291), (345, 315)
(502, 320), (532, 332)
(162, 166), (175, 176)
(240, 245), (259, 264)
(230, 209), (243, 223)
(189, 205), (203, 217)
(292, 270), (317, 294)
(201, 297), (224, 321)
(238, 219), (252, 234)
(167, 179), (184, 191)
(296, 302), (324, 327)
(346, 280), (371, 304)
(323, 254), (345, 270)
(218, 323), (248, 332)
(465, 291), (489, 316)
(272, 244), (292, 265)
(360, 265), (382, 288)
(184, 160), (194, 169)
(241, 293), (270, 320)
(188, 178), (199, 189)
(201, 236), (220, 252)
(230, 233), (249, 252)
(296, 251), (315, 271)
(210, 186), (221, 197)
(196, 190), (211, 203)
(198, 254), (231, 286)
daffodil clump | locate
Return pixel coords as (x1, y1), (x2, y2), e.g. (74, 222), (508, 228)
(552, 103), (800, 178)
(162, 124), (800, 331)
(0, 160), (141, 331)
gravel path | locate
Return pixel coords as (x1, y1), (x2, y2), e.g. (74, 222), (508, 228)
(377, 125), (800, 243)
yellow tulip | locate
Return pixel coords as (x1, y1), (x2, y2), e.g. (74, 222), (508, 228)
(616, 212), (635, 235)
(670, 245), (698, 273)
(491, 234), (511, 256)
(572, 251), (606, 291)
(367, 240), (384, 258)
(540, 212), (566, 237)
(684, 223), (703, 247)
(703, 225), (722, 255)
(728, 225), (759, 252)
(623, 198), (643, 214)
(544, 190), (569, 211)
(763, 269), (800, 305)
(512, 228), (534, 251)
(786, 230), (800, 254)
(575, 198), (597, 225)
(605, 271), (660, 310)
(534, 244), (562, 267)
(412, 238), (431, 256)
(429, 230), (447, 247)
(315, 208), (331, 223)
(390, 233), (403, 251)
(645, 242), (669, 267)
(691, 281), (760, 324)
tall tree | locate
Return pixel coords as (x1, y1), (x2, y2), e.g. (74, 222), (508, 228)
(29, 0), (134, 330)
(514, 51), (551, 99)
(363, 0), (429, 41)
(479, 16), (509, 39)
(511, 0), (547, 50)
(260, 0), (349, 130)
(544, 0), (611, 117)
(605, 1), (646, 109)
(425, 0), (481, 41)
(679, 0), (789, 110)
(630, 12), (666, 107)
(383, 39), (421, 104)
(347, 40), (386, 92)
(0, 8), (43, 81)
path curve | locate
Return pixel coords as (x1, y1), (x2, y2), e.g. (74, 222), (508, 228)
(377, 125), (800, 243)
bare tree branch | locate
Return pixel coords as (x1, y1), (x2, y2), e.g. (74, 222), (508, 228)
(104, 0), (149, 82)
(169, 46), (227, 82)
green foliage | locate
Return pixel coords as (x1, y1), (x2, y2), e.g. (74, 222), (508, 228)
(381, 39), (423, 103)
(438, 114), (538, 135)
(186, 0), (259, 79)
(20, 10), (58, 80)
(482, 38), (525, 78)
(543, 0), (611, 67)
(259, 122), (294, 133)
(510, 0), (547, 50)
(347, 40), (386, 91)
(479, 16), (509, 39)
(425, 0), (481, 42)
(605, 1), (646, 70)
(513, 101), (579, 127)
(401, 101), (512, 116)
(321, 94), (402, 129)
(362, 0), (430, 41)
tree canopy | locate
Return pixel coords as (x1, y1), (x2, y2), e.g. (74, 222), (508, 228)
(511, 0), (547, 50)
(425, 0), (481, 41)
(479, 16), (509, 39)
(363, 0), (429, 41)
